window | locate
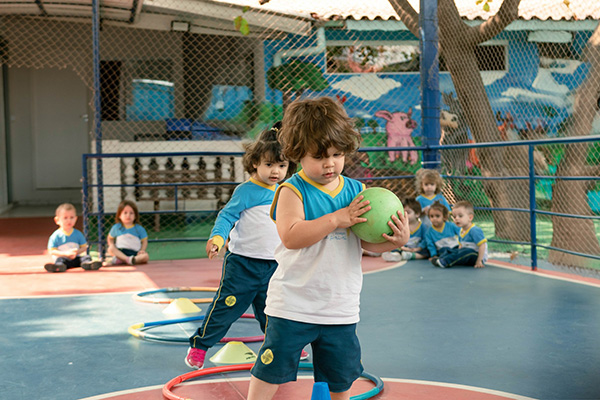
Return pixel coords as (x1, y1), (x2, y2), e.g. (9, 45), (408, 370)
(100, 60), (122, 121)
(326, 44), (420, 74)
(327, 43), (506, 74)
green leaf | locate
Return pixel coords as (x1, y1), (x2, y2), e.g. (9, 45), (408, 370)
(234, 15), (242, 31)
(483, 2), (490, 11)
(242, 6), (250, 13)
(239, 19), (250, 36)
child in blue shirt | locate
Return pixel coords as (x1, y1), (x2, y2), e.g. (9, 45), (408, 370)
(425, 201), (460, 263)
(107, 200), (149, 265)
(185, 122), (296, 370)
(432, 200), (488, 268)
(416, 169), (451, 227)
(45, 203), (101, 273)
(382, 198), (430, 261)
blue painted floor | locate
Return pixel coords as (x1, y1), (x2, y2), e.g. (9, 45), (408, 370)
(2, 260), (600, 400)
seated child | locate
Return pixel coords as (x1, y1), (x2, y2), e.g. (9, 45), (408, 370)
(415, 169), (451, 227)
(432, 200), (487, 268)
(45, 203), (101, 273)
(424, 201), (461, 263)
(106, 200), (149, 265)
(382, 198), (430, 261)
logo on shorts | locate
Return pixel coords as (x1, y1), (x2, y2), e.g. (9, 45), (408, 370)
(261, 348), (274, 365)
(225, 296), (236, 307)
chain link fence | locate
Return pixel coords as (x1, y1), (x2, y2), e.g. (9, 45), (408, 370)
(2, 1), (599, 268)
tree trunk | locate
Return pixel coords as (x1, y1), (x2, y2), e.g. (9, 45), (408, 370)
(549, 25), (600, 267)
(437, 0), (530, 241)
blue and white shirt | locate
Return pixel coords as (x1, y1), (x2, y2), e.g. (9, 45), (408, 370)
(210, 177), (280, 260)
(459, 223), (488, 262)
(108, 223), (148, 252)
(267, 170), (365, 325)
(47, 228), (87, 261)
(405, 220), (428, 250)
(425, 221), (460, 257)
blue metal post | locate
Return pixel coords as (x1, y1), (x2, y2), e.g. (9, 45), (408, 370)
(82, 154), (89, 244)
(528, 145), (538, 270)
(420, 0), (441, 169)
(92, 0), (104, 256)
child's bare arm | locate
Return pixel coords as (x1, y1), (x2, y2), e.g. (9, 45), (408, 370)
(361, 211), (410, 253)
(475, 242), (486, 268)
(50, 247), (79, 259)
(76, 245), (88, 256)
(276, 188), (369, 249)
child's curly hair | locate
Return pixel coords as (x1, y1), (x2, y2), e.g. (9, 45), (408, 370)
(279, 97), (361, 163)
(242, 121), (296, 179)
(116, 200), (140, 224)
(416, 169), (444, 195)
(428, 200), (449, 220)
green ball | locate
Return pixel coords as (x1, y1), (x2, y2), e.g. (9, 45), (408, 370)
(350, 187), (404, 244)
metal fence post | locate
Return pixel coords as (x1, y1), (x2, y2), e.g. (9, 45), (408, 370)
(420, 0), (441, 170)
(92, 0), (104, 257)
(528, 145), (538, 270)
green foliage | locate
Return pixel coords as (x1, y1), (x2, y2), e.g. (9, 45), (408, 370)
(267, 60), (329, 93)
(233, 16), (249, 36)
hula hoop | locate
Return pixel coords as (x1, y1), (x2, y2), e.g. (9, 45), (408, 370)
(128, 314), (264, 344)
(163, 362), (383, 400)
(133, 287), (218, 304)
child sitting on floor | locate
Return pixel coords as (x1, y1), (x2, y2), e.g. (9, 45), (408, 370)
(424, 200), (460, 264)
(106, 200), (149, 265)
(432, 200), (487, 268)
(45, 203), (101, 273)
(382, 198), (430, 262)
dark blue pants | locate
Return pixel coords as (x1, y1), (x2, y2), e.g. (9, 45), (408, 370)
(55, 254), (92, 269)
(189, 251), (277, 350)
(438, 247), (479, 267)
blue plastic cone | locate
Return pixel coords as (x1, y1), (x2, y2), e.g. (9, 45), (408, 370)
(311, 382), (331, 400)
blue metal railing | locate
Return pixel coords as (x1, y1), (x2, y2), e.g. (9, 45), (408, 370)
(83, 135), (600, 269)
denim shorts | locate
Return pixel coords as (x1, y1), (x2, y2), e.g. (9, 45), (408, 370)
(251, 316), (363, 392)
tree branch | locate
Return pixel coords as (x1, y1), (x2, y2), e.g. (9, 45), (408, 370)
(475, 0), (521, 44)
(387, 0), (420, 38)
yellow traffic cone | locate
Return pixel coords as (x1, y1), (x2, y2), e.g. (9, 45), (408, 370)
(162, 298), (202, 315)
(209, 341), (257, 365)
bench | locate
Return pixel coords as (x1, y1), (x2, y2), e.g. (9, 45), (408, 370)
(128, 156), (237, 231)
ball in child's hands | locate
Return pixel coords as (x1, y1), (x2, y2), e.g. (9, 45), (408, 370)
(351, 187), (404, 244)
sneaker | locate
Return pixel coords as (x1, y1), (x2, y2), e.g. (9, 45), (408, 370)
(128, 255), (136, 265)
(300, 349), (309, 360)
(185, 347), (206, 370)
(82, 261), (102, 271)
(401, 251), (414, 261)
(430, 256), (439, 267)
(382, 251), (402, 262)
(433, 258), (447, 268)
(44, 263), (67, 273)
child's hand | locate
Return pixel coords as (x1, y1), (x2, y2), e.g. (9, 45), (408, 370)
(205, 239), (219, 259)
(335, 195), (370, 229)
(381, 211), (410, 247)
(475, 260), (485, 268)
(66, 248), (78, 260)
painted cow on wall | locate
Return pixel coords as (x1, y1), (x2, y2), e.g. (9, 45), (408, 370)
(375, 108), (418, 164)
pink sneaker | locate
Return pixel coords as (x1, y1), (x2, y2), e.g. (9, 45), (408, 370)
(300, 349), (309, 360)
(185, 347), (206, 369)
